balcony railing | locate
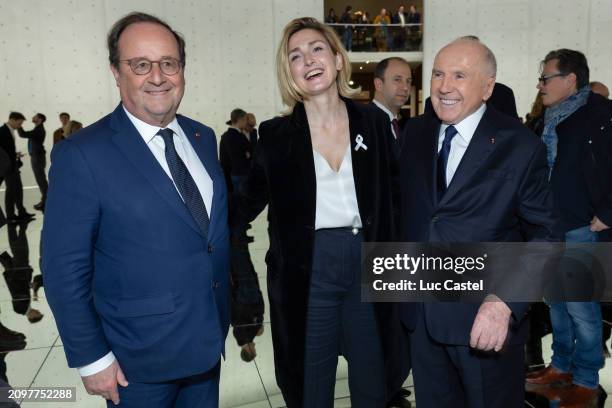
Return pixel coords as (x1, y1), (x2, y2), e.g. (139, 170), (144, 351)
(326, 23), (423, 52)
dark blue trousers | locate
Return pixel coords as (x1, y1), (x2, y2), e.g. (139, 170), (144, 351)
(108, 363), (220, 408)
(411, 307), (524, 408)
(303, 228), (385, 408)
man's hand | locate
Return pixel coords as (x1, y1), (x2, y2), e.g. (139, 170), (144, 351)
(82, 360), (128, 405)
(590, 216), (610, 232)
(469, 295), (512, 352)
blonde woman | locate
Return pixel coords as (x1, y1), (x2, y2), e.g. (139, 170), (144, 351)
(234, 17), (405, 408)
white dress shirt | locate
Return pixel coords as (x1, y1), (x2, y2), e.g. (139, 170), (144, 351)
(438, 103), (486, 186)
(78, 106), (213, 377)
(372, 99), (399, 139)
(313, 145), (363, 230)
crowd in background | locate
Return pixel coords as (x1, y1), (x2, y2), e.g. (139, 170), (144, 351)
(326, 4), (422, 51)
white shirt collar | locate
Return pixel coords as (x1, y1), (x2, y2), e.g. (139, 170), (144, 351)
(122, 105), (181, 144)
(372, 99), (398, 122)
(440, 103), (486, 145)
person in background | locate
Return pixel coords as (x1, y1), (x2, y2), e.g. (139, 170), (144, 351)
(526, 48), (612, 408)
(590, 81), (609, 99)
(0, 112), (34, 223)
(244, 113), (258, 153)
(52, 112), (70, 144)
(64, 120), (83, 138)
(371, 57), (412, 158)
(339, 5), (353, 52)
(18, 113), (48, 211)
(374, 9), (391, 51)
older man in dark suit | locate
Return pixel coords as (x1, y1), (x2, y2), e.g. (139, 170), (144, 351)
(399, 36), (557, 407)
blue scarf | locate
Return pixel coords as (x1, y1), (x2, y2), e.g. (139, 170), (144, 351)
(542, 86), (590, 178)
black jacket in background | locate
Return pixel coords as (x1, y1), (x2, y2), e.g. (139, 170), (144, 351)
(18, 124), (46, 155)
(543, 92), (612, 235)
(219, 127), (252, 191)
(0, 124), (18, 171)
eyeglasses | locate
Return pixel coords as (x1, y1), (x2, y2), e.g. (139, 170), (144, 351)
(537, 72), (567, 85)
(119, 57), (183, 75)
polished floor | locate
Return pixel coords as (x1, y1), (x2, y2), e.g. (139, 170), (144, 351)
(0, 187), (610, 407)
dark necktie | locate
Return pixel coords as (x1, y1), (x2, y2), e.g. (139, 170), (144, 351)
(157, 128), (210, 236)
(437, 125), (458, 200)
(391, 118), (401, 141)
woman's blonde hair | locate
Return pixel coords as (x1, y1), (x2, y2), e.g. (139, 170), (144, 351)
(276, 17), (359, 111)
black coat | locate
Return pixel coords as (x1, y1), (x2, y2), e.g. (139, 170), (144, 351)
(18, 124), (46, 155)
(0, 124), (18, 172)
(547, 92), (612, 235)
(234, 98), (408, 406)
(219, 127), (253, 191)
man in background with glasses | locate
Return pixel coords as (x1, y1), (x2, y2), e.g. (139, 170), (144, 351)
(526, 48), (612, 407)
(43, 12), (229, 408)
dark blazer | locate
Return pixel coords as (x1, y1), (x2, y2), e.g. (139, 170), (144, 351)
(398, 106), (557, 345)
(234, 99), (407, 406)
(18, 124), (46, 155)
(0, 124), (18, 170)
(219, 127), (253, 190)
(547, 92), (612, 234)
(369, 101), (404, 158)
(42, 104), (230, 383)
(425, 82), (519, 120)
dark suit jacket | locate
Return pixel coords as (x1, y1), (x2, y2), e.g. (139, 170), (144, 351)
(425, 82), (519, 120)
(399, 106), (557, 345)
(18, 124), (46, 155)
(219, 127), (253, 191)
(42, 104), (230, 383)
(548, 92), (612, 234)
(369, 101), (404, 158)
(234, 99), (407, 406)
(0, 124), (18, 171)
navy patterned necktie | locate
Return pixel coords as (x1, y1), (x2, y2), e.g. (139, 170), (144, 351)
(157, 128), (210, 236)
(437, 125), (458, 201)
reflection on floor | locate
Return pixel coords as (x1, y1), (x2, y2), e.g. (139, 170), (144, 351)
(0, 188), (610, 407)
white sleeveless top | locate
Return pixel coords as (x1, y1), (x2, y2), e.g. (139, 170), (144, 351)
(313, 145), (363, 230)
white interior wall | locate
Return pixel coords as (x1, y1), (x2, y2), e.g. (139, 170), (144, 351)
(422, 0), (612, 118)
(0, 0), (323, 187)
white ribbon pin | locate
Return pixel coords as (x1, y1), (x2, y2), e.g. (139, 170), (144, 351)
(354, 134), (368, 151)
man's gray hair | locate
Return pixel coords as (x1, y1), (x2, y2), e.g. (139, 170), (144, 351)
(455, 35), (497, 77)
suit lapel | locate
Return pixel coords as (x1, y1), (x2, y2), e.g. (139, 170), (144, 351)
(439, 108), (499, 206)
(346, 100), (373, 222)
(422, 115), (441, 208)
(289, 103), (317, 226)
(109, 105), (203, 237)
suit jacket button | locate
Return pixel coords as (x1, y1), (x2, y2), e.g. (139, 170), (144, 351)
(208, 245), (213, 253)
(212, 281), (219, 289)
(431, 216), (439, 223)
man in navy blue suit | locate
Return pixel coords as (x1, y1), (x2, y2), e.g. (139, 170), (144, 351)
(42, 12), (229, 407)
(399, 37), (557, 407)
